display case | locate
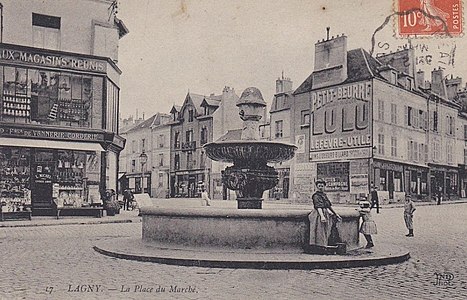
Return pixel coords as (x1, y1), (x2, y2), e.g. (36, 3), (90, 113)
(0, 149), (31, 212)
(54, 150), (87, 207)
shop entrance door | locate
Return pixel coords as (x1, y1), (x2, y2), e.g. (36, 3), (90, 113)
(32, 182), (53, 209)
(388, 170), (394, 200)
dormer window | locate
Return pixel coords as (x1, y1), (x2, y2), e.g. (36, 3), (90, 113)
(390, 71), (397, 85)
(406, 78), (413, 90)
(188, 109), (194, 122)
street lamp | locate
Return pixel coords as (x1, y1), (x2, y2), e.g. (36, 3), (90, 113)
(140, 151), (148, 194)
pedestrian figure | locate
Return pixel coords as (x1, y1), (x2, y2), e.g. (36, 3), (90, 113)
(356, 199), (377, 248)
(404, 194), (416, 237)
(370, 185), (380, 214)
(308, 179), (342, 248)
(123, 189), (134, 211)
(200, 185), (211, 206)
(437, 186), (443, 205)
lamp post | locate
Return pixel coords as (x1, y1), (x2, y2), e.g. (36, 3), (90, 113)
(140, 151), (148, 194)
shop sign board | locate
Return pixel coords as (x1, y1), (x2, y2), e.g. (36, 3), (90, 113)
(316, 162), (350, 192)
(310, 147), (371, 162)
(0, 125), (104, 142)
(310, 81), (372, 161)
(0, 44), (107, 74)
(295, 134), (305, 154)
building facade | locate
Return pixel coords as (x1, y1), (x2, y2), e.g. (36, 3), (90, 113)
(289, 34), (465, 204)
(0, 0), (127, 214)
(169, 92), (217, 198)
(119, 113), (171, 197)
(269, 74), (294, 200)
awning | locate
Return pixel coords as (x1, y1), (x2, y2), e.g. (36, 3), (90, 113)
(0, 137), (104, 152)
(118, 172), (126, 180)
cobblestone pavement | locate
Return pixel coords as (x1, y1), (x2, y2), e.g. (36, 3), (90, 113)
(0, 203), (466, 300)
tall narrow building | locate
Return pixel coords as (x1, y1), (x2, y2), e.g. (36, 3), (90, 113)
(0, 0), (128, 215)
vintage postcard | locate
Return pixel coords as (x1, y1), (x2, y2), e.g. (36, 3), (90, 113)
(0, 0), (466, 299)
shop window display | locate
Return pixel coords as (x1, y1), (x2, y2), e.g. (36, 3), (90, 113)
(0, 147), (102, 211)
(1, 66), (102, 129)
(0, 148), (31, 212)
(54, 150), (86, 207)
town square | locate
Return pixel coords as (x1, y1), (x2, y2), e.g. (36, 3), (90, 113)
(1, 0), (467, 299)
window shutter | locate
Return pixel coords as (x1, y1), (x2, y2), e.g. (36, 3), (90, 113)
(404, 105), (408, 126)
(407, 140), (411, 160)
(425, 144), (428, 162)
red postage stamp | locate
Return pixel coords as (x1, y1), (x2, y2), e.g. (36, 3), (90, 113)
(397, 0), (463, 36)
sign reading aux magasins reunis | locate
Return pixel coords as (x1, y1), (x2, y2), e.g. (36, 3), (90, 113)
(310, 81), (372, 155)
(0, 46), (107, 74)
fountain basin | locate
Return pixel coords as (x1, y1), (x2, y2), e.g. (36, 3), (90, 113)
(141, 207), (360, 252)
(203, 140), (297, 164)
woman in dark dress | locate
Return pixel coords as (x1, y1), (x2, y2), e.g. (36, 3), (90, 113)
(308, 179), (342, 247)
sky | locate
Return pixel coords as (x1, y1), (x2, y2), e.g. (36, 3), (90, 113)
(116, 0), (466, 120)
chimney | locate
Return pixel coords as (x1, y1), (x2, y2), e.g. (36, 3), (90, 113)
(312, 29), (348, 89)
(431, 68), (447, 99)
(445, 75), (462, 101)
(416, 70), (425, 89)
(275, 72), (293, 94)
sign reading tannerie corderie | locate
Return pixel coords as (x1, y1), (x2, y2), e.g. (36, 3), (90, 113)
(0, 125), (105, 142)
(0, 44), (107, 74)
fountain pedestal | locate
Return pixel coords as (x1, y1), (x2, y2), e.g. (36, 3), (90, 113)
(204, 86), (297, 209)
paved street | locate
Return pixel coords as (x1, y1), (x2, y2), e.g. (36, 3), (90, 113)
(0, 202), (466, 300)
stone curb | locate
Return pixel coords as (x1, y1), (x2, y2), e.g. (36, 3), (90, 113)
(0, 218), (140, 228)
(93, 238), (411, 270)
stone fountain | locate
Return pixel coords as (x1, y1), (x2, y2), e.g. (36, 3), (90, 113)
(203, 87), (297, 209)
(137, 87), (360, 253)
(94, 87), (410, 269)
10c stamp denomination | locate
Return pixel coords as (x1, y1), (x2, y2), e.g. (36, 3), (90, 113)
(398, 0), (463, 36)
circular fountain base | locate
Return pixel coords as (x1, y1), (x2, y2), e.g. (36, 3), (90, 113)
(139, 207), (361, 251)
(93, 238), (410, 270)
(94, 206), (410, 269)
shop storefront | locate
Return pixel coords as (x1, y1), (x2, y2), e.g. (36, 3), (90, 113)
(171, 171), (205, 198)
(269, 168), (290, 200)
(404, 164), (429, 200)
(0, 44), (124, 215)
(429, 164), (459, 199)
(0, 144), (102, 214)
(125, 173), (151, 195)
(373, 160), (405, 202)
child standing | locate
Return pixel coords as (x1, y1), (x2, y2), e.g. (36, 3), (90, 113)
(357, 199), (377, 248)
(404, 194), (416, 237)
(200, 186), (211, 207)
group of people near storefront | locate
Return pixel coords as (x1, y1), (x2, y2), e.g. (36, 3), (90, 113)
(307, 178), (416, 254)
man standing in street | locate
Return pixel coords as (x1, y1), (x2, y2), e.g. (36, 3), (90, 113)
(437, 185), (443, 205)
(404, 194), (416, 237)
(370, 185), (380, 214)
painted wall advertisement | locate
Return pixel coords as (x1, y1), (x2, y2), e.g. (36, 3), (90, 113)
(316, 162), (350, 192)
(293, 162), (316, 198)
(295, 134), (305, 154)
(309, 81), (372, 162)
(350, 159), (369, 195)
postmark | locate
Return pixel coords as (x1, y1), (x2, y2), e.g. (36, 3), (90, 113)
(396, 0), (463, 37)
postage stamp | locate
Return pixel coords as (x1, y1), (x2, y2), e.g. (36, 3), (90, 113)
(397, 0), (463, 37)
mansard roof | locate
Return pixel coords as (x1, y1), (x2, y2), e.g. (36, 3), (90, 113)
(293, 48), (384, 95)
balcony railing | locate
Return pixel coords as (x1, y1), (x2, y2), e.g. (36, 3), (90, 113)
(182, 141), (196, 151)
